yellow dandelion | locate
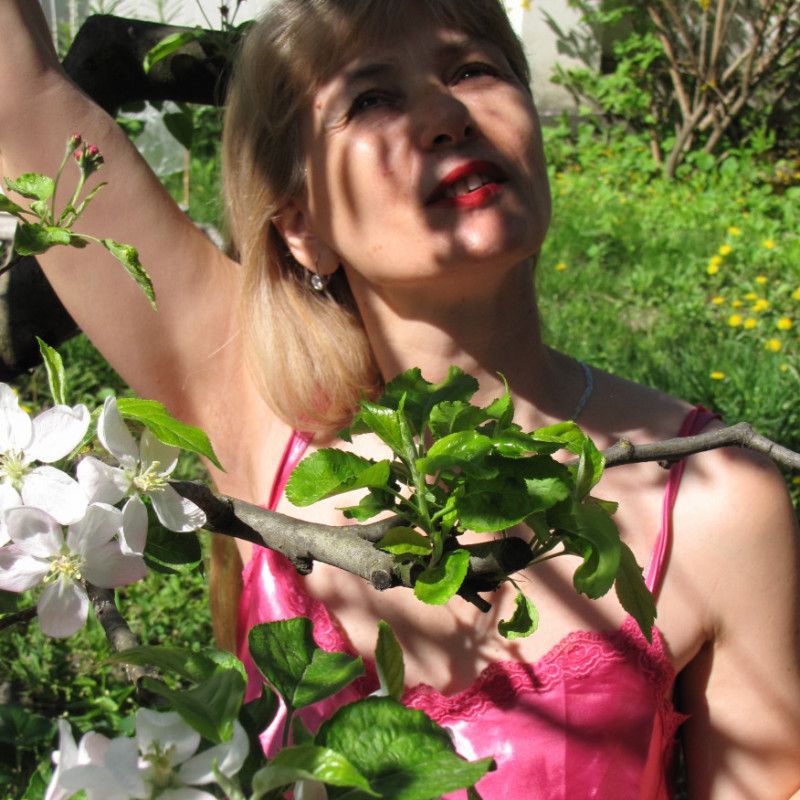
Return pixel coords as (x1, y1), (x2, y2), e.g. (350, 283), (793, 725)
(719, 244), (733, 256)
(554, 262), (568, 272)
(744, 291), (758, 301)
(727, 226), (742, 236)
(792, 288), (800, 301)
(765, 338), (782, 352)
(780, 364), (790, 374)
(777, 317), (793, 331)
(755, 275), (768, 285)
(744, 318), (757, 330)
(710, 371), (726, 381)
(731, 299), (743, 308)
(709, 255), (723, 267)
(707, 264), (719, 276)
(763, 239), (776, 250)
(711, 296), (725, 306)
(728, 314), (743, 327)
(753, 299), (770, 313)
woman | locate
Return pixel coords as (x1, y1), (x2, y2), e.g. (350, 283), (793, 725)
(1, 0), (799, 796)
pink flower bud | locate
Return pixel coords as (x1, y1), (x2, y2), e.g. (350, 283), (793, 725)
(86, 144), (100, 158)
(68, 132), (83, 149)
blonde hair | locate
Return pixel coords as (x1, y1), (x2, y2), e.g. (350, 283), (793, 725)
(222, 0), (530, 435)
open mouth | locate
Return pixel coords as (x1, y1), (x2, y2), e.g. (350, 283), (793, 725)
(427, 160), (507, 208)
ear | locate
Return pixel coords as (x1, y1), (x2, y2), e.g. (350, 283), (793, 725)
(272, 198), (339, 276)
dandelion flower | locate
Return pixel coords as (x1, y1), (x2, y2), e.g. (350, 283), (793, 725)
(554, 262), (568, 272)
(707, 264), (719, 276)
(711, 296), (725, 306)
(753, 299), (770, 313)
(719, 244), (733, 256)
(792, 288), (800, 301)
(755, 275), (768, 285)
(727, 226), (741, 236)
(763, 239), (776, 250)
(709, 255), (723, 267)
(777, 317), (793, 331)
(744, 292), (758, 301)
(765, 339), (782, 352)
(728, 314), (743, 327)
(710, 371), (726, 381)
(731, 299), (743, 308)
(744, 318), (757, 330)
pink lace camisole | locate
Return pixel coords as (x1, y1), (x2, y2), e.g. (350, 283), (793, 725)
(236, 408), (715, 799)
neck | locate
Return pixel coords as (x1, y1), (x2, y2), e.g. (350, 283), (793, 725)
(346, 261), (587, 430)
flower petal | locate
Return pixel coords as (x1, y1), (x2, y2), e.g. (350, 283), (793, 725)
(136, 709), (199, 767)
(76, 457), (129, 504)
(61, 737), (146, 800)
(82, 544), (146, 588)
(0, 383), (33, 453)
(45, 720), (79, 800)
(0, 482), (22, 546)
(97, 397), (138, 463)
(121, 496), (147, 556)
(26, 405), (90, 463)
(150, 486), (206, 533)
(38, 578), (88, 638)
(67, 503), (122, 554)
(22, 467), (88, 525)
(159, 788), (217, 800)
(5, 506), (62, 557)
(139, 429), (179, 475)
(177, 721), (248, 785)
(0, 544), (49, 591)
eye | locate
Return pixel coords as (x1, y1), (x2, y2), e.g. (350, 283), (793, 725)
(452, 62), (500, 83)
(348, 89), (397, 118)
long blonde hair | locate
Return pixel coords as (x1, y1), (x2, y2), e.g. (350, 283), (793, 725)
(222, 0), (530, 436)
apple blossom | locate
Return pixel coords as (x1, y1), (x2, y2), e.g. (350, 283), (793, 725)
(0, 383), (89, 527)
(48, 709), (248, 800)
(77, 397), (205, 533)
(0, 504), (146, 637)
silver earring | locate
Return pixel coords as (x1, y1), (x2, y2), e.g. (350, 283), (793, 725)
(310, 272), (330, 292)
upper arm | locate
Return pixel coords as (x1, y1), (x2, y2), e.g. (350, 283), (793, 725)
(679, 450), (800, 799)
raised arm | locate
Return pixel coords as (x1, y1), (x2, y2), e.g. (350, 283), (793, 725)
(0, 0), (246, 435)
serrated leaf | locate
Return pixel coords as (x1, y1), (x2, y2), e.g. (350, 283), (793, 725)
(116, 397), (222, 469)
(414, 548), (470, 605)
(142, 667), (245, 743)
(4, 173), (54, 201)
(294, 650), (365, 709)
(252, 746), (376, 798)
(427, 401), (488, 439)
(490, 430), (561, 458)
(0, 194), (25, 216)
(498, 591), (539, 639)
(143, 29), (202, 73)
(416, 431), (493, 476)
(615, 542), (656, 642)
(341, 489), (396, 522)
(377, 527), (431, 557)
(484, 377), (514, 428)
(571, 500), (622, 599)
(374, 620), (405, 700)
(36, 337), (67, 406)
(574, 437), (605, 498)
(316, 697), (493, 800)
(144, 522), (202, 568)
(353, 401), (405, 456)
(286, 449), (390, 506)
(13, 223), (70, 255)
(107, 645), (217, 682)
(29, 199), (50, 220)
(100, 238), (156, 308)
(533, 421), (588, 454)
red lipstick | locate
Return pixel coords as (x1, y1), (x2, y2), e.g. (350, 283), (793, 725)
(426, 160), (506, 209)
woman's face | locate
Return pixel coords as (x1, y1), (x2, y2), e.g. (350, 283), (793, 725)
(290, 23), (551, 298)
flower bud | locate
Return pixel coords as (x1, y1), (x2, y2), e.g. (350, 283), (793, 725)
(67, 132), (83, 150)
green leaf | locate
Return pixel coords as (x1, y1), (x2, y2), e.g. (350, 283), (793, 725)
(352, 401), (406, 456)
(416, 431), (493, 475)
(36, 337), (67, 406)
(116, 397), (223, 469)
(484, 377), (514, 428)
(377, 527), (431, 557)
(142, 667), (245, 743)
(143, 29), (202, 73)
(13, 223), (70, 256)
(455, 477), (532, 532)
(490, 430), (561, 458)
(414, 548), (470, 605)
(252, 746), (376, 798)
(533, 421), (588, 454)
(107, 645), (218, 683)
(498, 591), (539, 639)
(164, 109), (194, 151)
(101, 238), (156, 308)
(144, 523), (202, 570)
(615, 542), (656, 642)
(4, 173), (54, 201)
(294, 650), (365, 709)
(571, 500), (622, 599)
(427, 401), (488, 439)
(574, 437), (605, 498)
(315, 697), (494, 800)
(374, 620), (405, 700)
(285, 449), (390, 506)
(0, 194), (25, 216)
(341, 488), (396, 522)
(0, 704), (55, 747)
(29, 199), (50, 220)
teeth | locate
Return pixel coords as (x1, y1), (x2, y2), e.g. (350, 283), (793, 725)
(443, 173), (491, 199)
(467, 174), (483, 191)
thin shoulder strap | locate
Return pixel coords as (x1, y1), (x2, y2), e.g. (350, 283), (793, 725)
(267, 430), (313, 511)
(645, 406), (720, 597)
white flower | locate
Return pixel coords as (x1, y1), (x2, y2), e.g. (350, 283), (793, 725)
(50, 709), (248, 800)
(77, 397), (205, 533)
(0, 384), (89, 535)
(0, 504), (146, 637)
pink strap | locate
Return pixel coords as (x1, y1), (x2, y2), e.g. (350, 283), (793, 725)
(645, 406), (719, 597)
(267, 430), (313, 510)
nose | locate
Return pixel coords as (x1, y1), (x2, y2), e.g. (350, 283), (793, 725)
(413, 85), (476, 150)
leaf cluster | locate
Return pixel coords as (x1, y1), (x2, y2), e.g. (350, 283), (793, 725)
(286, 367), (655, 640)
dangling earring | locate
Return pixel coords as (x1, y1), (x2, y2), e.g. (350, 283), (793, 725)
(310, 254), (331, 292)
